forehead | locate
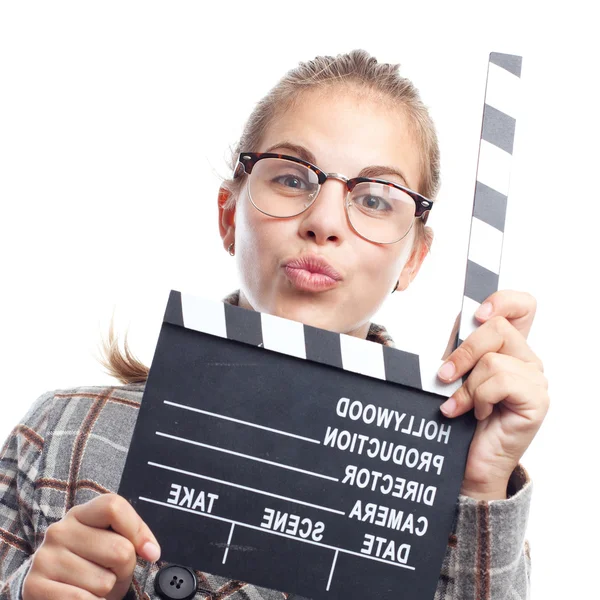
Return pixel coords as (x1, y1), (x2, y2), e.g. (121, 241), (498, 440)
(258, 86), (423, 191)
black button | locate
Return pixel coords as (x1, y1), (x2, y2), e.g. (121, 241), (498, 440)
(154, 564), (198, 600)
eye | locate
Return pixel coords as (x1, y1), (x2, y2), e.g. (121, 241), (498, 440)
(355, 194), (392, 212)
(272, 173), (311, 190)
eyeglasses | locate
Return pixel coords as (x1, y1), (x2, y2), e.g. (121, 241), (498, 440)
(233, 152), (433, 244)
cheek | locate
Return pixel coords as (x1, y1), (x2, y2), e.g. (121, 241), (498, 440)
(239, 201), (279, 252)
(235, 195), (290, 273)
(237, 193), (263, 244)
(358, 235), (413, 283)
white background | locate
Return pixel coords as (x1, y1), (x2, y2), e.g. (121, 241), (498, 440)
(1, 1), (598, 597)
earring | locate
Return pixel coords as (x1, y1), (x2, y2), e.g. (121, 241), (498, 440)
(228, 242), (235, 256)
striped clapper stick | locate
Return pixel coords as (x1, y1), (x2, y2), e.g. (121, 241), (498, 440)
(163, 289), (432, 391)
(458, 52), (522, 346)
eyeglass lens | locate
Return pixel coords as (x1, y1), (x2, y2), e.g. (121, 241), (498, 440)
(248, 157), (416, 243)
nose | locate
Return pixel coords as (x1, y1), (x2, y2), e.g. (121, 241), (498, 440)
(297, 179), (349, 245)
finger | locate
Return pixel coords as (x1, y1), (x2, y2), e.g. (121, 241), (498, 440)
(59, 519), (137, 581)
(24, 576), (104, 600)
(438, 316), (544, 383)
(31, 545), (114, 598)
(463, 352), (548, 405)
(70, 494), (160, 562)
(472, 371), (549, 422)
(474, 290), (537, 339)
(441, 360), (549, 421)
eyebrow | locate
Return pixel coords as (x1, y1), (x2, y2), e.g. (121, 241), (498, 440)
(263, 141), (413, 189)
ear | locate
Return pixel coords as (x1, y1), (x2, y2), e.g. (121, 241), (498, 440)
(395, 226), (434, 292)
(218, 185), (236, 251)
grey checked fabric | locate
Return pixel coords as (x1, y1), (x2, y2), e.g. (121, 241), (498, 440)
(0, 299), (533, 599)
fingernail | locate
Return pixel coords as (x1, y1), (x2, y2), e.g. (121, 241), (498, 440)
(475, 302), (493, 319)
(437, 361), (456, 381)
(440, 397), (456, 417)
(142, 541), (161, 563)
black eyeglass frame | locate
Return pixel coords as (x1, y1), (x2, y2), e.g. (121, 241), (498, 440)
(233, 152), (433, 244)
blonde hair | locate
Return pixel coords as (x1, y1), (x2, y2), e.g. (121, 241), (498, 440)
(98, 49), (441, 384)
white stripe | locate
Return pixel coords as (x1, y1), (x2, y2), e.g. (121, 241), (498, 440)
(222, 523), (235, 564)
(50, 431), (129, 453)
(326, 550), (339, 591)
(139, 496), (414, 570)
(155, 432), (338, 481)
(450, 548), (529, 576)
(340, 335), (385, 381)
(477, 140), (513, 197)
(181, 293), (227, 338)
(147, 462), (344, 514)
(458, 296), (483, 343)
(467, 217), (504, 274)
(485, 62), (521, 119)
(261, 312), (306, 359)
(418, 354), (462, 397)
(164, 401), (321, 444)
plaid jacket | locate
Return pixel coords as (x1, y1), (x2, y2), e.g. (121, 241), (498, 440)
(0, 307), (532, 600)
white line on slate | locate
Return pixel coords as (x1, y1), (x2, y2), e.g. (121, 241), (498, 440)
(148, 461), (344, 515)
(155, 431), (338, 482)
(164, 401), (321, 444)
(222, 523), (235, 564)
(326, 549), (339, 591)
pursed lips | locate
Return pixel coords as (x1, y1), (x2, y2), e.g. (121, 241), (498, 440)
(283, 254), (343, 291)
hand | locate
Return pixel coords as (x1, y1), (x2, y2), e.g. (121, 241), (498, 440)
(436, 290), (549, 501)
(23, 493), (161, 600)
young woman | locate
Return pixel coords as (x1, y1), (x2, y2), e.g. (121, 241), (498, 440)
(0, 50), (549, 600)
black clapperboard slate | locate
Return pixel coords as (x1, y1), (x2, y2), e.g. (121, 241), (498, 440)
(118, 52), (521, 600)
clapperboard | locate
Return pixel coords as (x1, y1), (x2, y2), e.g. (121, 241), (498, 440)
(118, 52), (522, 600)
